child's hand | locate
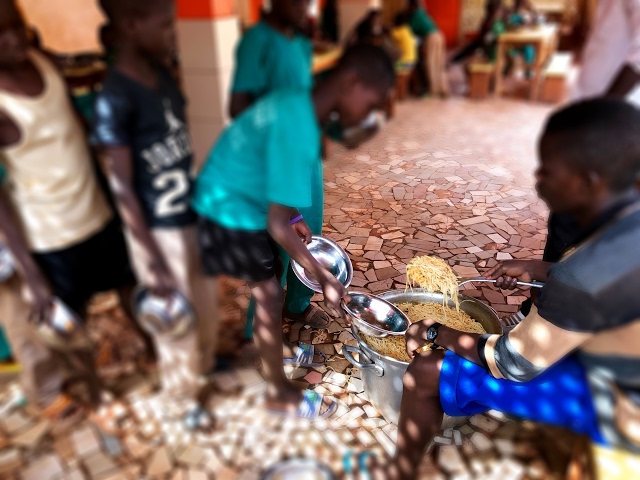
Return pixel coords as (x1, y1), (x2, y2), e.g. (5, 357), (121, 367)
(291, 220), (312, 244)
(23, 269), (54, 323)
(147, 262), (177, 297)
(405, 319), (437, 358)
(319, 272), (351, 324)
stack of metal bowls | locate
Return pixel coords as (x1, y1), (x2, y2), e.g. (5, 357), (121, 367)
(133, 288), (195, 339)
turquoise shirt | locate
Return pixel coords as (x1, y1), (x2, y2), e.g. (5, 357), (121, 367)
(231, 21), (313, 99)
(192, 90), (321, 230)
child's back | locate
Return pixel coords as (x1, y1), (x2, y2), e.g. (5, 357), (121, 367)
(194, 90), (320, 231)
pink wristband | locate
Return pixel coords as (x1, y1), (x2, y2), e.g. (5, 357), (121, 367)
(289, 215), (304, 225)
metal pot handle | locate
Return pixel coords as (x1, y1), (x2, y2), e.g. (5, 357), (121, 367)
(342, 345), (384, 377)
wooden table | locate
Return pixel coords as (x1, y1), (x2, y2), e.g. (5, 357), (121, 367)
(312, 47), (342, 75)
(494, 24), (559, 100)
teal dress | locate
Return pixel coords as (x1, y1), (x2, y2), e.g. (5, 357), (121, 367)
(231, 22), (323, 337)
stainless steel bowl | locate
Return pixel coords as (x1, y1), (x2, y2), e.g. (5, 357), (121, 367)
(262, 458), (334, 480)
(133, 288), (195, 339)
(291, 236), (353, 293)
(0, 244), (14, 282)
(35, 298), (92, 350)
(342, 292), (410, 338)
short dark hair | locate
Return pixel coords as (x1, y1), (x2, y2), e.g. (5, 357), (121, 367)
(336, 44), (396, 93)
(98, 0), (172, 22)
(543, 98), (640, 191)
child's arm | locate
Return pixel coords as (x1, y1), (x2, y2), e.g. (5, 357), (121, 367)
(267, 203), (349, 320)
(0, 189), (52, 320)
(98, 146), (176, 294)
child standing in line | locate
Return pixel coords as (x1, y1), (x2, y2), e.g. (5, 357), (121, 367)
(0, 0), (135, 430)
(391, 12), (417, 72)
(193, 45), (396, 418)
(93, 0), (218, 425)
(406, 0), (450, 97)
(230, 0), (333, 346)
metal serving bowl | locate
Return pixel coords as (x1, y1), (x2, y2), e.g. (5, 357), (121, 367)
(291, 236), (353, 293)
(133, 288), (195, 339)
(262, 458), (334, 480)
(35, 298), (92, 350)
(0, 244), (14, 282)
(342, 292), (410, 338)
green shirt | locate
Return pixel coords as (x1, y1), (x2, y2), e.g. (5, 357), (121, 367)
(192, 90), (321, 230)
(409, 8), (438, 37)
(231, 21), (313, 99)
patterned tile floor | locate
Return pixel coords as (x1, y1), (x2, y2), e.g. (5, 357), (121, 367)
(0, 97), (586, 479)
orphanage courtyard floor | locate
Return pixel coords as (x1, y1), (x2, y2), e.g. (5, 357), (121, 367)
(0, 97), (589, 479)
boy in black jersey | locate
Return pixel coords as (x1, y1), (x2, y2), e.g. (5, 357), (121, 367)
(92, 0), (218, 424)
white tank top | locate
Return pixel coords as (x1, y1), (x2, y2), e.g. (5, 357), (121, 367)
(0, 50), (112, 252)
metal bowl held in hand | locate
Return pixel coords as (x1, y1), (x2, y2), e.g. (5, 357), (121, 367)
(342, 289), (501, 425)
(35, 298), (92, 350)
(291, 236), (353, 293)
(134, 288), (195, 339)
(342, 292), (410, 338)
(0, 244), (14, 282)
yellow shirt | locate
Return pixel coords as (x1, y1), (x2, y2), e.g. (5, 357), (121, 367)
(391, 26), (417, 65)
(0, 50), (112, 252)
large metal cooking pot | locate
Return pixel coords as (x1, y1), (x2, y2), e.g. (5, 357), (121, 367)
(342, 289), (501, 425)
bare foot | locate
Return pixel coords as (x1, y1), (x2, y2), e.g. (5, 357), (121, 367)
(264, 384), (334, 417)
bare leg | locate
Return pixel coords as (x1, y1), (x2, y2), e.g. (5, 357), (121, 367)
(371, 351), (447, 480)
(251, 277), (299, 411)
(250, 276), (330, 413)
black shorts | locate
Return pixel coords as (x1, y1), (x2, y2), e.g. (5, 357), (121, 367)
(32, 218), (135, 313)
(198, 217), (279, 283)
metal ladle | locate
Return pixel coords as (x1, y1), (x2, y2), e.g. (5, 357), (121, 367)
(458, 278), (545, 289)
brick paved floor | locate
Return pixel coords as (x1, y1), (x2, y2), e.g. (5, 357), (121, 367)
(0, 97), (585, 479)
